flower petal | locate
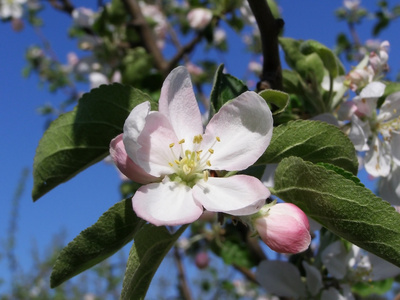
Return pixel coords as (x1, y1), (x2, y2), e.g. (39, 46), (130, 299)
(109, 134), (158, 184)
(348, 115), (370, 151)
(379, 91), (400, 122)
(359, 81), (386, 99)
(256, 260), (306, 298)
(202, 91), (273, 171)
(158, 66), (203, 149)
(123, 101), (151, 162)
(132, 178), (203, 226)
(193, 175), (269, 215)
(364, 137), (391, 177)
(135, 112), (179, 177)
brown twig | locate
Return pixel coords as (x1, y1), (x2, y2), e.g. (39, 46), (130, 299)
(173, 246), (193, 300)
(122, 0), (168, 73)
(247, 0), (284, 91)
(166, 32), (204, 74)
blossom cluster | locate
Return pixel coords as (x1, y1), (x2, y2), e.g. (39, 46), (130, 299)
(110, 66), (311, 254)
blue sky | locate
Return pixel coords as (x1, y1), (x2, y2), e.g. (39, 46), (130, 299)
(1, 0), (399, 296)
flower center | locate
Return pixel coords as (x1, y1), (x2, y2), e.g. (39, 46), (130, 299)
(168, 134), (220, 187)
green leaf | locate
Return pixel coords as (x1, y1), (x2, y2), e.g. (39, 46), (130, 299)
(258, 89), (289, 115)
(274, 157), (400, 267)
(32, 83), (156, 201)
(256, 120), (358, 175)
(300, 40), (345, 78)
(50, 198), (145, 288)
(352, 278), (393, 297)
(209, 64), (248, 115)
(121, 225), (188, 300)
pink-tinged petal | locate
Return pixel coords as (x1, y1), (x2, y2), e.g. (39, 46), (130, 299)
(109, 134), (157, 184)
(254, 203), (311, 253)
(123, 101), (151, 162)
(364, 137), (391, 177)
(132, 178), (203, 226)
(193, 175), (269, 215)
(202, 91), (273, 171)
(135, 112), (179, 177)
(158, 66), (203, 149)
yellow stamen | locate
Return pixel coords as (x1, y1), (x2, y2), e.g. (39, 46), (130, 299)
(203, 170), (209, 182)
(193, 134), (203, 144)
(206, 160), (211, 167)
(174, 160), (180, 165)
(179, 139), (185, 144)
(208, 148), (214, 154)
(168, 162), (173, 167)
(169, 143), (175, 148)
(216, 136), (221, 142)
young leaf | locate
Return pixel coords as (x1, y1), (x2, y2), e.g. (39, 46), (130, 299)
(50, 198), (146, 288)
(300, 40), (345, 78)
(256, 120), (358, 175)
(32, 83), (156, 201)
(121, 224), (188, 300)
(274, 157), (400, 267)
(209, 64), (248, 115)
(258, 89), (289, 115)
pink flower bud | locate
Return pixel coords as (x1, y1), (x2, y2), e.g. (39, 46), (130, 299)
(253, 203), (311, 254)
(195, 251), (209, 269)
(187, 8), (212, 30)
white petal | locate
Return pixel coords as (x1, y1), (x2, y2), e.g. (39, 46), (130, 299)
(359, 81), (386, 99)
(135, 112), (179, 177)
(368, 252), (400, 280)
(132, 178), (203, 226)
(261, 163), (278, 188)
(302, 261), (323, 296)
(364, 137), (391, 177)
(123, 101), (151, 162)
(321, 288), (348, 300)
(379, 91), (400, 122)
(391, 131), (400, 165)
(348, 115), (370, 151)
(378, 165), (400, 205)
(321, 240), (348, 279)
(256, 260), (306, 298)
(193, 175), (269, 215)
(158, 66), (203, 149)
(202, 91), (273, 171)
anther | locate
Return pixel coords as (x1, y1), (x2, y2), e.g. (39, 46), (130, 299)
(203, 170), (209, 182)
(216, 136), (221, 142)
(174, 160), (180, 165)
(179, 139), (185, 144)
(168, 162), (173, 167)
(206, 160), (211, 167)
(169, 143), (175, 148)
(208, 149), (214, 154)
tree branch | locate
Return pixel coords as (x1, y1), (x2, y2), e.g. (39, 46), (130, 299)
(166, 33), (203, 74)
(247, 0), (284, 91)
(122, 0), (168, 74)
(173, 246), (193, 300)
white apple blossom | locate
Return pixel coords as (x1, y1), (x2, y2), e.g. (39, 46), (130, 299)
(72, 7), (95, 28)
(344, 86), (400, 177)
(0, 0), (26, 19)
(110, 66), (273, 226)
(187, 8), (212, 30)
